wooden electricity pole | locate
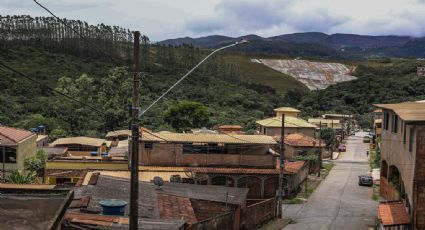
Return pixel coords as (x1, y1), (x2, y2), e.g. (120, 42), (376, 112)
(130, 31), (140, 230)
(277, 114), (285, 217)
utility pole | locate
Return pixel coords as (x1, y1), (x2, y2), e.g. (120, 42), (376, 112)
(341, 113), (345, 140)
(130, 31), (140, 230)
(318, 121), (322, 177)
(277, 114), (285, 218)
(1, 138), (5, 182)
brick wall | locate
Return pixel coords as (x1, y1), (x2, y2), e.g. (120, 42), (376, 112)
(140, 143), (275, 168)
(190, 199), (230, 221)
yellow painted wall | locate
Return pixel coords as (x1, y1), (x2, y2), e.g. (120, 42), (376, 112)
(4, 135), (37, 171)
(45, 161), (128, 170)
(276, 111), (299, 118)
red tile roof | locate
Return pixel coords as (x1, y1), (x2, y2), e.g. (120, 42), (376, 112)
(156, 193), (198, 225)
(187, 160), (305, 175)
(0, 125), (34, 145)
(378, 202), (410, 226)
(274, 133), (325, 147)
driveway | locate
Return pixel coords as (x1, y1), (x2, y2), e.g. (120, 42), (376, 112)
(282, 132), (378, 230)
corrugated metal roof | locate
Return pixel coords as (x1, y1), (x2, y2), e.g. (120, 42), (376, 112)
(374, 102), (425, 121)
(307, 118), (340, 124)
(51, 137), (111, 147)
(256, 116), (316, 128)
(0, 125), (34, 145)
(274, 107), (300, 112)
(105, 129), (131, 138)
(141, 132), (277, 144)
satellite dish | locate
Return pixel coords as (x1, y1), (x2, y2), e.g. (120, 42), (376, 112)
(153, 176), (164, 190)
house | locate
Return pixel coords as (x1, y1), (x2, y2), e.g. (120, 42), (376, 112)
(256, 107), (317, 137)
(276, 133), (325, 159)
(374, 101), (425, 229)
(307, 118), (342, 129)
(0, 183), (73, 230)
(105, 129), (131, 147)
(322, 113), (353, 122)
(50, 137), (111, 156)
(36, 134), (49, 147)
(274, 133), (325, 174)
(39, 146), (68, 159)
(0, 125), (37, 173)
(69, 174), (258, 229)
(45, 130), (308, 199)
(218, 125), (245, 134)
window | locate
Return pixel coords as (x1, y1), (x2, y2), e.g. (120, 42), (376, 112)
(0, 146), (17, 163)
(182, 143), (208, 154)
(391, 114), (398, 133)
(263, 127), (267, 134)
(403, 122), (407, 144)
(144, 142), (153, 150)
(383, 112), (389, 130)
(409, 127), (414, 153)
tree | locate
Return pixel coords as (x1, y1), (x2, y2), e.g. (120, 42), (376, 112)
(164, 101), (210, 132)
(24, 149), (47, 175)
(320, 128), (336, 147)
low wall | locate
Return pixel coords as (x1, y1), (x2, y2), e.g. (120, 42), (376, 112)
(191, 212), (234, 230)
(241, 198), (276, 229)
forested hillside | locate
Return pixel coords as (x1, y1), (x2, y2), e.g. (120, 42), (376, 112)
(0, 15), (281, 138)
(293, 59), (425, 126)
(2, 15), (425, 136)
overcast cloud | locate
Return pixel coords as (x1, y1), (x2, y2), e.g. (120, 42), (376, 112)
(2, 0), (425, 41)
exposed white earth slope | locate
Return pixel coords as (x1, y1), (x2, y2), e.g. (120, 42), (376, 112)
(259, 59), (357, 90)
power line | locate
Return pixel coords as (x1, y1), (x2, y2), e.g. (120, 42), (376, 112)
(139, 41), (245, 117)
(0, 61), (105, 116)
(32, 0), (117, 62)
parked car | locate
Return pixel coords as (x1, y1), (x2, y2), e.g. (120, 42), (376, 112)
(338, 144), (346, 152)
(363, 136), (371, 143)
(358, 175), (373, 186)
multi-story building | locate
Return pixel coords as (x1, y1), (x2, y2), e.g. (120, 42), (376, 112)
(256, 107), (316, 137)
(375, 102), (425, 229)
(0, 125), (37, 173)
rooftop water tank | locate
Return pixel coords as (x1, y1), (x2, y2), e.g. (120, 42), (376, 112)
(99, 199), (127, 216)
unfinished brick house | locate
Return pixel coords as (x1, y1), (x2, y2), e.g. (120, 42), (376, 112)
(375, 102), (425, 229)
(138, 131), (308, 199)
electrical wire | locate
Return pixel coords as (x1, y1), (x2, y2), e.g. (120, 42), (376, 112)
(139, 41), (244, 117)
(0, 61), (105, 116)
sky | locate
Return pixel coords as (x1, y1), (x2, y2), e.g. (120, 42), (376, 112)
(2, 0), (425, 41)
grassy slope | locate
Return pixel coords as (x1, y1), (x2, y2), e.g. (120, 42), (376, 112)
(222, 54), (309, 94)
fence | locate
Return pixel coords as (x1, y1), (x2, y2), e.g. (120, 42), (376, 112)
(242, 198), (276, 229)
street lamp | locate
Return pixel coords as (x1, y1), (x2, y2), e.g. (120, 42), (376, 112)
(139, 39), (249, 117)
(129, 39), (248, 229)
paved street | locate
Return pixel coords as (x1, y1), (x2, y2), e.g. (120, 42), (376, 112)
(282, 132), (378, 230)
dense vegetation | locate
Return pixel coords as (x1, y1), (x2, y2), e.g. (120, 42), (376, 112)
(296, 59), (425, 127)
(0, 15), (282, 138)
(2, 15), (425, 136)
